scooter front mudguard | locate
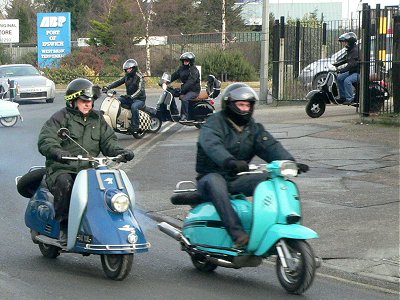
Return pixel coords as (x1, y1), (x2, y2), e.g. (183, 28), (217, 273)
(254, 224), (319, 256)
(305, 90), (330, 104)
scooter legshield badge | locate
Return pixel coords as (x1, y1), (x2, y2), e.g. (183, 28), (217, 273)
(119, 225), (138, 244)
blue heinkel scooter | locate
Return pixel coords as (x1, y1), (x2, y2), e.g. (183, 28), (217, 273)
(16, 128), (150, 280)
(158, 161), (321, 294)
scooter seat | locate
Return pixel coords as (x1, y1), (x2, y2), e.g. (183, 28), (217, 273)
(17, 168), (46, 198)
(170, 191), (205, 206)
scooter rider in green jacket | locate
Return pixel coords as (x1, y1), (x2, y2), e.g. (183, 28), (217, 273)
(196, 83), (309, 248)
(38, 78), (134, 241)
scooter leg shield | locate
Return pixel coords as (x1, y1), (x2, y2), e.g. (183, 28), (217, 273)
(254, 224), (319, 256)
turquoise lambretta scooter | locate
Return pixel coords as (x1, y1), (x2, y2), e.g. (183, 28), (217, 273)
(158, 160), (321, 295)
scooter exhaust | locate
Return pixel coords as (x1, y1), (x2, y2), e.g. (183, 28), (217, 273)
(158, 222), (182, 241)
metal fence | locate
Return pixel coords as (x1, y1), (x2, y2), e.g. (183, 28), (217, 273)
(1, 5), (398, 115)
(271, 4), (398, 114)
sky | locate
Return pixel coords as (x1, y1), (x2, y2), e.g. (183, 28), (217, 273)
(268, 0), (400, 19)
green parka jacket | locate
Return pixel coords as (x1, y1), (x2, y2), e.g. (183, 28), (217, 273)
(38, 107), (125, 187)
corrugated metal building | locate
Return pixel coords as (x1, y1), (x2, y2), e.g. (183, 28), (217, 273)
(237, 0), (343, 24)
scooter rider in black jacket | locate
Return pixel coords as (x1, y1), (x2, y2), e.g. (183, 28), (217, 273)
(103, 59), (146, 132)
(170, 52), (201, 121)
(332, 32), (360, 104)
(196, 83), (309, 248)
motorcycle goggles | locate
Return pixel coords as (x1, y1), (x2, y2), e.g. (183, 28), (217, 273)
(65, 85), (101, 102)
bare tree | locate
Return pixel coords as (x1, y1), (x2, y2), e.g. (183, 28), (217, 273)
(135, 0), (154, 76)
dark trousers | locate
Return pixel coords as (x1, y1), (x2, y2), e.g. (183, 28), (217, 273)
(49, 173), (76, 222)
(197, 172), (269, 242)
(181, 91), (199, 118)
(119, 97), (145, 129)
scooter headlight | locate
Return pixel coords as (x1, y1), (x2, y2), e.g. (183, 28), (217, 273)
(280, 161), (298, 177)
(111, 193), (130, 212)
(105, 189), (130, 213)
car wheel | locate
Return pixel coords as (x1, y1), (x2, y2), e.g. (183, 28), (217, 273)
(312, 73), (328, 89)
(46, 98), (54, 103)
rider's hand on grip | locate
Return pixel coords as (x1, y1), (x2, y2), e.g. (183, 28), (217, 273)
(119, 150), (134, 163)
(172, 88), (181, 97)
(297, 163), (309, 174)
(53, 150), (72, 162)
(223, 158), (249, 175)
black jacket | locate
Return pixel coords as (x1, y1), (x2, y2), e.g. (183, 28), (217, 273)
(171, 65), (201, 94)
(107, 72), (146, 101)
(333, 44), (359, 74)
(196, 111), (295, 181)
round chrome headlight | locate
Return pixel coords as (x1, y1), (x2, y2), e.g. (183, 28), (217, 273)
(111, 192), (130, 213)
(280, 161), (298, 177)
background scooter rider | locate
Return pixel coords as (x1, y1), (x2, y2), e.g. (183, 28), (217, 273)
(38, 78), (134, 243)
(332, 32), (360, 105)
(170, 52), (201, 121)
(103, 59), (146, 132)
(196, 83), (309, 248)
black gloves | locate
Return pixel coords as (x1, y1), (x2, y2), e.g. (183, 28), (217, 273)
(101, 86), (108, 93)
(52, 150), (72, 163)
(297, 163), (309, 174)
(223, 158), (249, 175)
(118, 150), (134, 163)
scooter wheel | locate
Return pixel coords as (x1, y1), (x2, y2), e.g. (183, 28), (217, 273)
(190, 254), (218, 272)
(0, 116), (18, 127)
(149, 116), (162, 133)
(276, 240), (316, 295)
(38, 243), (60, 259)
(305, 98), (326, 118)
(101, 254), (133, 280)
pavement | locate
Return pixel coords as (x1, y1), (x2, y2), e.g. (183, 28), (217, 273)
(131, 99), (399, 293)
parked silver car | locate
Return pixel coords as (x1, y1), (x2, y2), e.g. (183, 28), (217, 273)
(0, 64), (55, 103)
(298, 48), (346, 89)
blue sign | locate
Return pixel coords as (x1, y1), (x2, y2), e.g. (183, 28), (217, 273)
(37, 12), (71, 68)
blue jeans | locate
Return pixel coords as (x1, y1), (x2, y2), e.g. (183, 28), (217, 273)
(197, 172), (269, 242)
(181, 91), (199, 119)
(337, 72), (359, 102)
(119, 97), (145, 129)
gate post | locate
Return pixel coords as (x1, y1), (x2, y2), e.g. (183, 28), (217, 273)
(278, 16), (285, 100)
(359, 3), (371, 117)
(393, 15), (400, 113)
(294, 20), (301, 78)
(272, 20), (280, 100)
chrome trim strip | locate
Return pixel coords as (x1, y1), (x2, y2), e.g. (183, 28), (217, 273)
(84, 242), (151, 251)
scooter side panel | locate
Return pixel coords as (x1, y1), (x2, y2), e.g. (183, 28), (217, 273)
(67, 170), (89, 250)
(25, 187), (59, 239)
(0, 100), (20, 117)
(183, 199), (252, 249)
(254, 224), (319, 256)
